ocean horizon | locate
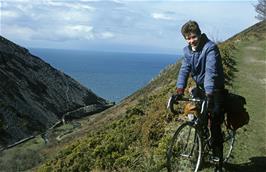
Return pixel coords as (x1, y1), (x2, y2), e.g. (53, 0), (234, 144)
(29, 48), (180, 102)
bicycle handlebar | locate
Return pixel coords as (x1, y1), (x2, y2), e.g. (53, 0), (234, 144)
(167, 95), (204, 115)
(175, 97), (203, 102)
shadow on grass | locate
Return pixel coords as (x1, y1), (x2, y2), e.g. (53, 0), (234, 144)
(225, 157), (266, 172)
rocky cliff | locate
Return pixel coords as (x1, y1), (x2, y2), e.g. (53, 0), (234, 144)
(0, 36), (112, 147)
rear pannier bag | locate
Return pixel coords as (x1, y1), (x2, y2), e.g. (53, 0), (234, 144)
(224, 92), (250, 130)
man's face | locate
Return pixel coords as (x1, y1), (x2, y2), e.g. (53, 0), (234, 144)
(185, 33), (200, 49)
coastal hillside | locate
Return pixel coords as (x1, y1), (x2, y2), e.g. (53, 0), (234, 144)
(0, 36), (112, 148)
(224, 21), (266, 171)
(1, 21), (265, 172)
(35, 21), (265, 172)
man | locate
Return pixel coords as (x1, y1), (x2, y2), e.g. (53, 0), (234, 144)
(176, 20), (225, 172)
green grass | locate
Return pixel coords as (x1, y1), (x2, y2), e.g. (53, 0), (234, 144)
(0, 136), (45, 172)
(0, 121), (82, 172)
(2, 21), (265, 172)
(224, 38), (266, 171)
(35, 39), (244, 171)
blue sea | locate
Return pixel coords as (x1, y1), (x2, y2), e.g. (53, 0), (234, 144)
(30, 48), (178, 102)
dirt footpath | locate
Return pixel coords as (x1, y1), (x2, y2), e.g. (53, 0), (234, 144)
(225, 39), (266, 172)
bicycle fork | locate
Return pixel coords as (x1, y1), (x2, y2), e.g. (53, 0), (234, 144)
(180, 126), (198, 158)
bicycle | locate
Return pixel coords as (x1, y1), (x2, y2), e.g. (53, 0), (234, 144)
(166, 93), (236, 172)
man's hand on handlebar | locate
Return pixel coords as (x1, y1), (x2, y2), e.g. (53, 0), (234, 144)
(175, 88), (184, 102)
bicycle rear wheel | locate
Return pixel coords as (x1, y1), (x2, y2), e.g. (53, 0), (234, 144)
(222, 122), (236, 162)
(167, 122), (202, 172)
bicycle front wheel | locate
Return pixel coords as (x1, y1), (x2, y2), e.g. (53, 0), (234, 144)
(167, 122), (202, 172)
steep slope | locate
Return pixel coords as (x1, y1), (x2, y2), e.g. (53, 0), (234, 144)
(0, 36), (112, 148)
(6, 21), (266, 172)
(224, 26), (266, 171)
(15, 21), (265, 172)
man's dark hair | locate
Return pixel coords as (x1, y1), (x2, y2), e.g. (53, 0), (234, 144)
(181, 20), (201, 38)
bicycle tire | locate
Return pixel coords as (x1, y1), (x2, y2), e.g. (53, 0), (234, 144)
(167, 122), (202, 172)
(222, 123), (236, 162)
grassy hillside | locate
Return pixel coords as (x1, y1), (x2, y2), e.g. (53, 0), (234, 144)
(223, 23), (266, 171)
(2, 21), (264, 172)
(35, 21), (266, 172)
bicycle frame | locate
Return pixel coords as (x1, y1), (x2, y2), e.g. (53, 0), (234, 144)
(167, 94), (236, 172)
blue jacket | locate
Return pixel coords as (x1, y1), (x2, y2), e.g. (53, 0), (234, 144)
(176, 34), (225, 94)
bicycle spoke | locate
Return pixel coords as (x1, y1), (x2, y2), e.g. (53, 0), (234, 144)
(222, 123), (236, 162)
(167, 123), (202, 172)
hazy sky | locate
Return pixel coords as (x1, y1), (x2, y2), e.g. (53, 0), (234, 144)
(0, 0), (259, 54)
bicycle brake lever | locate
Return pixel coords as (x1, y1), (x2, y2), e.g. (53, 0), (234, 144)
(167, 96), (172, 109)
(167, 95), (178, 109)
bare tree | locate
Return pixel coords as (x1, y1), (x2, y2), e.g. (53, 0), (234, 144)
(254, 0), (266, 21)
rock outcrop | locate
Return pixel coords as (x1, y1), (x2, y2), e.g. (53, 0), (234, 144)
(0, 36), (112, 147)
